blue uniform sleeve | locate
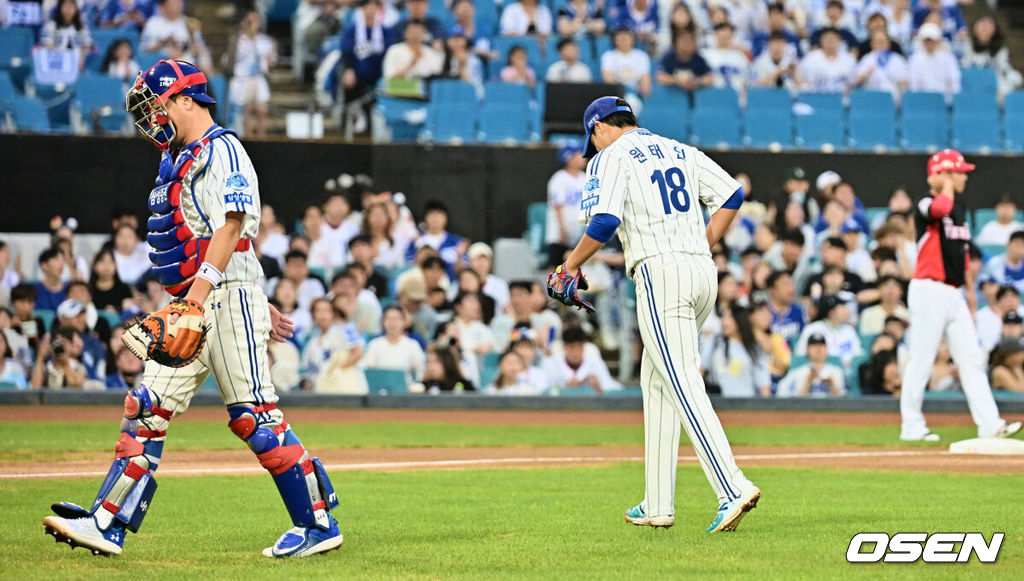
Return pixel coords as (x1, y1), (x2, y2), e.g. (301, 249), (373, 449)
(585, 213), (621, 243)
(721, 187), (744, 210)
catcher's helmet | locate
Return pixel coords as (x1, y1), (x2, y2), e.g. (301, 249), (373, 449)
(126, 59), (215, 147)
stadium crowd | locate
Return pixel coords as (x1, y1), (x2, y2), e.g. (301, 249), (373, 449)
(3, 159), (1024, 399)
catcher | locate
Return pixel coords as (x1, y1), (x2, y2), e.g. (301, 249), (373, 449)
(42, 60), (343, 558)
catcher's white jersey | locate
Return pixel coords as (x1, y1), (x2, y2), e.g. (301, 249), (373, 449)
(179, 127), (264, 283)
(578, 128), (741, 274)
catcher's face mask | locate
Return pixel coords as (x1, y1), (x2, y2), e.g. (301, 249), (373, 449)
(126, 73), (178, 148)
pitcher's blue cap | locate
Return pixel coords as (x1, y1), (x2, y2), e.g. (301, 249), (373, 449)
(583, 96), (632, 158)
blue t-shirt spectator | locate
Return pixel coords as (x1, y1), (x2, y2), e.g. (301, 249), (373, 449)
(751, 29), (801, 58)
(659, 49), (711, 78)
(912, 5), (965, 40)
(34, 282), (67, 312)
(340, 8), (395, 86)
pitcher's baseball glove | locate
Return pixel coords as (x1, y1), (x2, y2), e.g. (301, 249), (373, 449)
(547, 263), (595, 312)
(122, 298), (208, 367)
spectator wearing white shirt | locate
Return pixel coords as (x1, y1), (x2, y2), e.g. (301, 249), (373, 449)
(750, 31), (796, 89)
(546, 37), (593, 83)
(484, 349), (540, 395)
(271, 278), (313, 339)
(512, 336), (549, 391)
(452, 292), (496, 356)
(795, 295), (863, 370)
(269, 250), (327, 313)
(777, 332), (846, 397)
(976, 195), (1024, 246)
(140, 0), (212, 69)
(111, 224), (149, 286)
(601, 28), (652, 99)
(362, 305), (426, 379)
(42, 0), (92, 63)
(500, 0), (553, 37)
(859, 275), (909, 336)
(962, 17), (1022, 99)
(467, 243), (509, 314)
(853, 29), (908, 102)
(301, 298), (367, 394)
(796, 27), (856, 93)
(545, 141), (587, 267)
(226, 10), (277, 139)
(975, 286), (1021, 355)
(543, 327), (619, 393)
(701, 303), (771, 397)
(491, 281), (555, 350)
(320, 191), (360, 264)
(908, 23), (960, 100)
(703, 22), (750, 93)
(382, 20), (444, 80)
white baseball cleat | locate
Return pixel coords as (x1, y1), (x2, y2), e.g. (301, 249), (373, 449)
(706, 487), (761, 533)
(994, 421), (1022, 439)
(623, 504), (675, 528)
(43, 515), (124, 556)
(900, 432), (941, 442)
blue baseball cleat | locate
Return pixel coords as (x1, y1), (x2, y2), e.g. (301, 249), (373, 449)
(262, 515), (343, 558)
(624, 503), (675, 528)
(43, 515), (125, 556)
(706, 487), (761, 533)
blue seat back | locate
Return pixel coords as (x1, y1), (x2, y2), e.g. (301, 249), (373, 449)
(795, 109), (844, 150)
(479, 103), (531, 143)
(691, 109), (740, 148)
(428, 102), (478, 143)
(429, 79), (479, 105)
(901, 114), (950, 152)
(952, 115), (1001, 153)
(746, 87), (791, 113)
(849, 90), (894, 118)
(743, 110), (793, 148)
(0, 28), (34, 65)
(960, 67), (998, 95)
(952, 92), (998, 119)
(693, 86), (739, 114)
(848, 112), (896, 151)
(901, 91), (946, 116)
(796, 92), (843, 113)
(364, 368), (409, 394)
(639, 103), (690, 142)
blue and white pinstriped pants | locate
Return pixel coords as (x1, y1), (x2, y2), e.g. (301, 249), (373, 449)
(634, 253), (752, 514)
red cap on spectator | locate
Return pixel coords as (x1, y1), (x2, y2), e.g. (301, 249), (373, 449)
(927, 149), (975, 176)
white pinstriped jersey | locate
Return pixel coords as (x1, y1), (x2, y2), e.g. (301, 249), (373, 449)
(179, 128), (264, 283)
(578, 128), (741, 273)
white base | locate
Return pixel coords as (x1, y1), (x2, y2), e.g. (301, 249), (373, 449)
(949, 438), (1024, 455)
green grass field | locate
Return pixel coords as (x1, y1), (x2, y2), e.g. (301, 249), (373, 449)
(2, 416), (1020, 579)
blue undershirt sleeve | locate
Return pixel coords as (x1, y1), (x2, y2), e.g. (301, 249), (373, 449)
(585, 213), (621, 243)
(721, 187), (744, 210)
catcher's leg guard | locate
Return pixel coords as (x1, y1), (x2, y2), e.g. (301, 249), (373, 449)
(228, 404), (339, 530)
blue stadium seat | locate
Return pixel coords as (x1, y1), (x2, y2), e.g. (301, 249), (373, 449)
(690, 109), (740, 148)
(848, 94), (896, 151)
(693, 86), (740, 115)
(135, 50), (164, 70)
(639, 103), (690, 141)
(952, 92), (998, 118)
(849, 90), (894, 115)
(12, 96), (50, 131)
(475, 0), (500, 37)
(0, 27), (34, 66)
(590, 32), (611, 62)
(34, 83), (75, 131)
(952, 115), (1001, 153)
(266, 0), (300, 23)
(73, 73), (128, 132)
(483, 81), (531, 110)
(429, 79), (478, 105)
(86, 30), (139, 72)
(901, 91), (947, 116)
(960, 67), (998, 95)
(795, 110), (844, 150)
(426, 102), (478, 143)
(900, 114), (950, 152)
(743, 110), (793, 149)
(376, 95), (426, 141)
(479, 104), (531, 143)
(645, 83), (689, 109)
(746, 87), (791, 113)
(364, 368), (408, 394)
(796, 92), (843, 113)
(0, 70), (15, 110)
(489, 36), (543, 80)
(1005, 91), (1024, 152)
(527, 202), (547, 254)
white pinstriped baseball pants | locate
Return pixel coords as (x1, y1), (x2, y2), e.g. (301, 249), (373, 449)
(634, 253), (753, 515)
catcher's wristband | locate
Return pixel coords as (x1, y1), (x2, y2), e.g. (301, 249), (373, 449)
(196, 262), (223, 287)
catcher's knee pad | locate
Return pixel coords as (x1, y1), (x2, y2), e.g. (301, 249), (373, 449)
(123, 385), (173, 426)
(86, 419), (161, 533)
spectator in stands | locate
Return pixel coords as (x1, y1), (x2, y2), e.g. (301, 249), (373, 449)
(614, 0), (659, 51)
(402, 0), (444, 48)
(857, 12), (905, 57)
(396, 272), (437, 341)
(451, 268), (495, 323)
(11, 284), (44, 357)
(750, 31), (796, 88)
(795, 294), (862, 369)
(908, 23), (960, 101)
(859, 333), (901, 395)
(34, 248), (68, 312)
(602, 28), (652, 100)
(703, 22), (749, 94)
(764, 270), (806, 343)
(546, 37), (593, 83)
(416, 254), (451, 295)
(360, 201), (405, 269)
(226, 10), (277, 139)
(1003, 311), (1024, 343)
(0, 329), (28, 388)
(293, 205), (333, 275)
(0, 241), (18, 308)
(322, 190), (360, 259)
(882, 0), (914, 48)
(467, 242), (508, 312)
(100, 38), (140, 80)
(269, 277), (311, 340)
(777, 332), (845, 397)
(556, 0), (605, 39)
(140, 0), (212, 69)
(769, 227), (814, 293)
(303, 0), (343, 55)
(450, 0), (493, 59)
(56, 296), (105, 379)
(331, 268), (383, 335)
(51, 224), (88, 283)
(975, 285), (1020, 354)
(42, 0), (93, 60)
(666, 2), (698, 45)
(112, 224), (149, 286)
(656, 28), (712, 96)
(104, 342), (143, 389)
(362, 305), (426, 379)
(912, 0), (965, 41)
(485, 350), (540, 395)
(347, 235), (389, 299)
(751, 3), (800, 59)
(512, 336), (548, 390)
(859, 275), (908, 336)
(339, 0), (393, 130)
(451, 292), (496, 356)
(963, 16), (1022, 99)
(990, 338), (1024, 393)
(31, 325), (86, 389)
(546, 141), (586, 267)
(853, 29), (909, 101)
(383, 19), (443, 80)
(256, 205), (290, 264)
(841, 221), (876, 282)
(976, 195), (1024, 246)
(810, 1), (857, 51)
(440, 27), (485, 88)
(544, 327), (618, 393)
(271, 250), (326, 312)
(406, 200), (467, 279)
(422, 344), (475, 392)
(301, 298), (367, 394)
(982, 231), (1024, 294)
(492, 280), (546, 349)
(500, 0), (553, 37)
(796, 27), (855, 93)
(750, 299), (791, 386)
(100, 0), (149, 32)
(500, 44), (537, 88)
(703, 304), (771, 397)
(803, 237), (865, 301)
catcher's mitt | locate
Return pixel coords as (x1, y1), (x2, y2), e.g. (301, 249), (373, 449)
(547, 263), (595, 312)
(122, 298), (208, 368)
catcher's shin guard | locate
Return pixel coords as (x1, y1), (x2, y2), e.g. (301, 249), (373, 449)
(51, 418), (162, 533)
(228, 405), (339, 530)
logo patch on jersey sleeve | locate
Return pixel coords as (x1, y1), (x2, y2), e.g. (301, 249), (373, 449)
(580, 177), (600, 210)
(224, 172), (253, 207)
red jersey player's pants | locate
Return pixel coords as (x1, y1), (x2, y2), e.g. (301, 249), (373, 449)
(900, 278), (1007, 438)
